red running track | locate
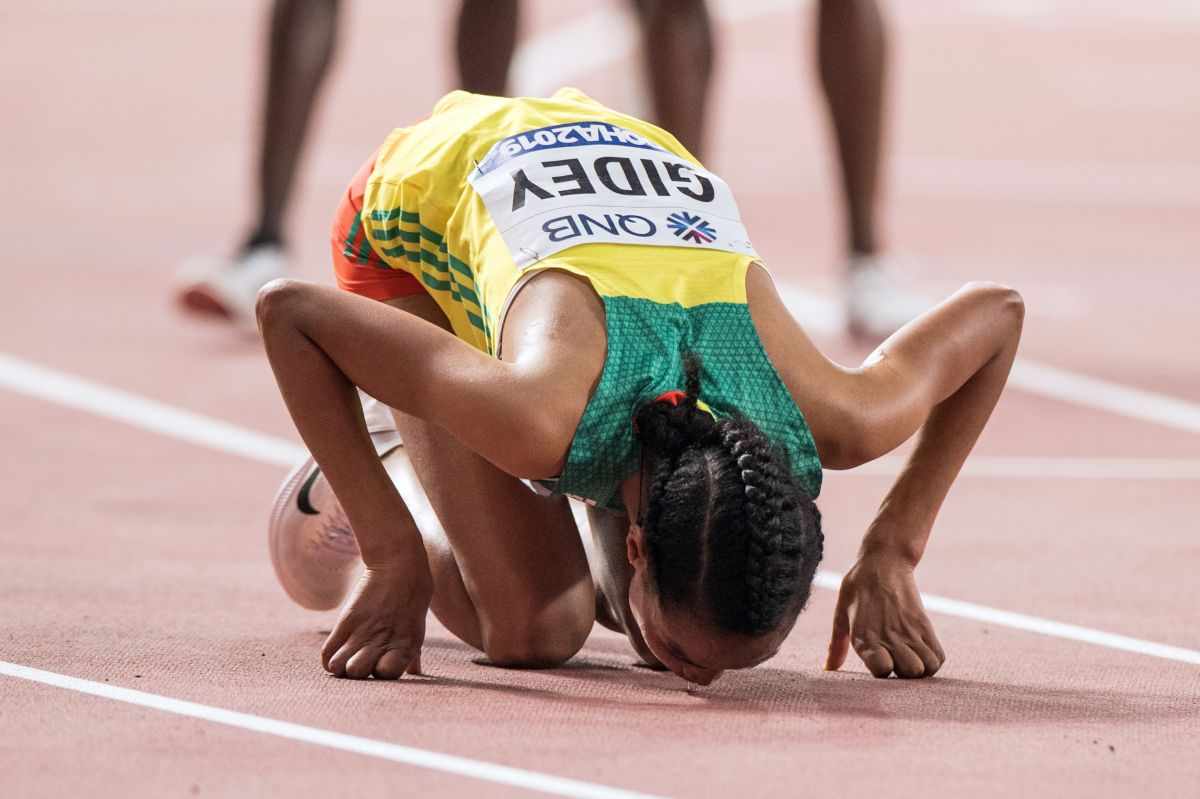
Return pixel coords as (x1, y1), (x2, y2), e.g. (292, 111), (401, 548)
(2, 1), (1198, 796)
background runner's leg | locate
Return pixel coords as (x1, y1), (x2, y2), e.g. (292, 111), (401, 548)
(816, 0), (886, 258)
(252, 0), (342, 250)
(456, 0), (520, 95)
(632, 0), (714, 159)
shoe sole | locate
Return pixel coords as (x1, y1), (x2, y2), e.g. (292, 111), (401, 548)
(268, 440), (405, 611)
(178, 285), (236, 320)
(268, 455), (360, 611)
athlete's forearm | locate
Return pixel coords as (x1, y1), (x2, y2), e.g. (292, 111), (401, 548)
(860, 284), (1024, 565)
(258, 282), (428, 568)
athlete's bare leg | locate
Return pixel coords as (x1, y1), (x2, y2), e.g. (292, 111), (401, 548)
(380, 293), (595, 667)
(815, 0), (886, 257)
(632, 0), (714, 158)
(250, 0), (341, 250)
(455, 0), (520, 95)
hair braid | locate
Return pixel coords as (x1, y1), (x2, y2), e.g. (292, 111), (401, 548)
(634, 354), (824, 638)
(720, 424), (821, 633)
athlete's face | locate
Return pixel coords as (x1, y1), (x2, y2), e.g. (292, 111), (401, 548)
(626, 539), (787, 687)
(616, 470), (787, 684)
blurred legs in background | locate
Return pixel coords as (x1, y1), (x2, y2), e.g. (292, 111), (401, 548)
(815, 0), (926, 338)
(177, 0), (341, 328)
(178, 0), (714, 329)
(456, 0), (713, 158)
(455, 0), (521, 96)
(628, 0), (714, 158)
(178, 0), (914, 339)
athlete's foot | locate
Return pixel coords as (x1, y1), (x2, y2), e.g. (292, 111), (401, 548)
(269, 405), (403, 611)
(844, 253), (930, 341)
(175, 243), (290, 332)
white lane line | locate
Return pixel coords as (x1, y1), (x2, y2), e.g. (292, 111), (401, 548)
(1010, 360), (1200, 435)
(773, 282), (1200, 434)
(0, 662), (664, 799)
(5, 351), (1199, 475)
(0, 352), (305, 468)
(3, 349), (1200, 668)
(813, 572), (1200, 666)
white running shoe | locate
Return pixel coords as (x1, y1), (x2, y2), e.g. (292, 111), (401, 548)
(176, 244), (289, 330)
(268, 397), (404, 611)
(844, 254), (931, 340)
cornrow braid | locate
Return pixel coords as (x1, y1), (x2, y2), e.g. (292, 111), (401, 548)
(633, 353), (720, 604)
(633, 353), (824, 637)
(713, 421), (823, 633)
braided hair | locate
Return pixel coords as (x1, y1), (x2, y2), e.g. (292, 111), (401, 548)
(633, 353), (823, 636)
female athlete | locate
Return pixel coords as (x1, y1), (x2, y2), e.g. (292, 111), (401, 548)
(257, 88), (1023, 686)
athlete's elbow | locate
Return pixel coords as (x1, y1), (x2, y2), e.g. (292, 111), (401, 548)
(965, 281), (1023, 316)
(1001, 286), (1025, 331)
(255, 278), (311, 337)
(962, 281), (1025, 341)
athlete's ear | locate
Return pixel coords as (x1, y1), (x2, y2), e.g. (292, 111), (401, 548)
(626, 524), (647, 568)
(618, 470), (648, 567)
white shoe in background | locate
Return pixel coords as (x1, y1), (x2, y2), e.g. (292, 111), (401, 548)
(176, 244), (289, 331)
(844, 253), (930, 340)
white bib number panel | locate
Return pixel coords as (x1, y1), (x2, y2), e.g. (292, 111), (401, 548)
(469, 121), (757, 268)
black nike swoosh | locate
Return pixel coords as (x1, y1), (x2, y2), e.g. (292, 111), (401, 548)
(296, 467), (322, 515)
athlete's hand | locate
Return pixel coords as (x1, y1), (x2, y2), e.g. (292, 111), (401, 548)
(824, 555), (945, 678)
(321, 558), (433, 680)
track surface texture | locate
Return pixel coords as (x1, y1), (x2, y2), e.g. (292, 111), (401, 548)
(2, 1), (1198, 797)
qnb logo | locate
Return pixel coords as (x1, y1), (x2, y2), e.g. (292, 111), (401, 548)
(667, 211), (717, 244)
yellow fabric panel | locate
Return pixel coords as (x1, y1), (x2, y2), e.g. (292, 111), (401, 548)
(360, 88), (761, 353)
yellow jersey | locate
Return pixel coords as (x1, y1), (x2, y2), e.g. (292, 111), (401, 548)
(360, 87), (761, 356)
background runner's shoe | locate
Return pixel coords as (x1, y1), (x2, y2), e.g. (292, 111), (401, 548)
(269, 419), (402, 611)
(844, 253), (931, 340)
(175, 244), (289, 330)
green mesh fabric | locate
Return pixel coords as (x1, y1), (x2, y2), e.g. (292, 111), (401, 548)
(554, 296), (822, 510)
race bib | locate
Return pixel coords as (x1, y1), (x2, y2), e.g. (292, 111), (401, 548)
(469, 121), (757, 268)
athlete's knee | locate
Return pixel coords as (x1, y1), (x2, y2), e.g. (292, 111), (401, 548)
(480, 598), (593, 668)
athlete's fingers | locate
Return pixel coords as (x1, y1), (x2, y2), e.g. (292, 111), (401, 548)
(404, 652), (423, 677)
(825, 626), (850, 672)
(907, 639), (943, 677)
(924, 629), (947, 667)
(849, 638), (897, 676)
(320, 628), (350, 672)
(884, 641), (926, 679)
(345, 643), (385, 680)
(854, 639), (895, 679)
(371, 646), (416, 680)
(325, 635), (369, 677)
(824, 591), (852, 671)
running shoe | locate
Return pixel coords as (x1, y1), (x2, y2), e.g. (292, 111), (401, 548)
(176, 244), (289, 331)
(268, 398), (403, 611)
(844, 253), (930, 340)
